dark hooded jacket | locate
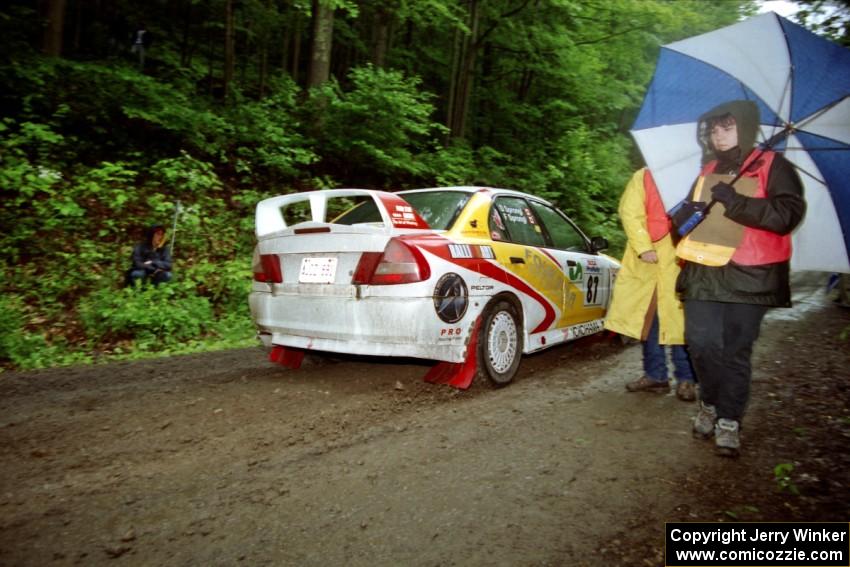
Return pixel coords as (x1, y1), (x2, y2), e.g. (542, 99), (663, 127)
(676, 100), (806, 307)
(131, 225), (172, 273)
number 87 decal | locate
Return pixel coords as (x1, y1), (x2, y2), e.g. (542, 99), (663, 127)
(585, 275), (600, 305)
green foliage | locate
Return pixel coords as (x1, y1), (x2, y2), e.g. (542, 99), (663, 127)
(420, 142), (478, 187)
(774, 462), (801, 495)
(0, 295), (40, 367)
(224, 80), (317, 181)
(183, 258), (253, 313)
(0, 0), (765, 370)
(0, 294), (91, 370)
(0, 120), (67, 258)
(304, 65), (448, 181)
(78, 281), (214, 348)
(148, 151), (222, 196)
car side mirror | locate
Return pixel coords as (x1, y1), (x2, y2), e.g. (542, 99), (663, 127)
(590, 236), (608, 253)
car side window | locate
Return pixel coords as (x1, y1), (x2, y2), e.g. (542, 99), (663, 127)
(528, 201), (588, 252)
(488, 206), (508, 241)
(493, 197), (546, 247)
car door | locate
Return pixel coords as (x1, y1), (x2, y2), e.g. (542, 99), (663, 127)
(488, 195), (548, 277)
(488, 196), (568, 331)
(525, 199), (611, 329)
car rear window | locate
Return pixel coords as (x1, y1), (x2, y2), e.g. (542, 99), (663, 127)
(399, 191), (470, 230)
(332, 198), (382, 225)
(333, 191), (470, 230)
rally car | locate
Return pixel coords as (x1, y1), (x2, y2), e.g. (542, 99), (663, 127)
(249, 187), (620, 388)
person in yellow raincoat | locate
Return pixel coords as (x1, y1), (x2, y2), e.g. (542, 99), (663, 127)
(604, 168), (695, 401)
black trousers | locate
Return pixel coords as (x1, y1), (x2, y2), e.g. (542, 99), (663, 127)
(684, 300), (769, 422)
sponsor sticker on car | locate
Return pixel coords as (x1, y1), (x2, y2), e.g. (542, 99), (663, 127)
(562, 319), (604, 341)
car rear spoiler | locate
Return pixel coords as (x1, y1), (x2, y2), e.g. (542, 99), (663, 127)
(255, 189), (430, 238)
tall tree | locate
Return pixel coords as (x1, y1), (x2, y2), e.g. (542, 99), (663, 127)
(371, 3), (393, 67)
(180, 0), (195, 67)
(42, 0), (67, 56)
(446, 0), (480, 140)
(307, 0), (335, 87)
(447, 0), (532, 140)
(224, 0), (236, 99)
(258, 0), (272, 97)
(288, 10), (305, 82)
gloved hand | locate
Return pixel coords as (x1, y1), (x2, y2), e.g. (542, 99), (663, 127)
(710, 182), (737, 205)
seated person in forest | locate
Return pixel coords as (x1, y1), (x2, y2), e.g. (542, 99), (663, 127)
(126, 224), (173, 286)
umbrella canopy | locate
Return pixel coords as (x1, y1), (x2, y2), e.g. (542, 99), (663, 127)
(631, 12), (850, 273)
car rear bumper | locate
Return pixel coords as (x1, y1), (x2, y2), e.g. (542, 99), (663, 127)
(250, 290), (472, 363)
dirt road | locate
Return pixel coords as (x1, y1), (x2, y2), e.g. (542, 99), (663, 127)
(1, 276), (848, 566)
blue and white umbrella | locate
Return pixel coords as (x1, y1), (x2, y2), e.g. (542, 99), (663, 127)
(631, 12), (850, 273)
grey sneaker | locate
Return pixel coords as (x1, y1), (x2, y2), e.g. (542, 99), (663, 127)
(714, 418), (741, 458)
(692, 401), (717, 439)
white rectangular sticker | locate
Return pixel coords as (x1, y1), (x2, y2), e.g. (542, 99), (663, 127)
(563, 319), (604, 341)
(299, 257), (337, 283)
(448, 244), (495, 259)
(583, 259), (603, 306)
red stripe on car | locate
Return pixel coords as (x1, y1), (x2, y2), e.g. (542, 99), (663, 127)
(412, 236), (557, 333)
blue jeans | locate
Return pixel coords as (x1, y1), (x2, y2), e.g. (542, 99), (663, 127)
(643, 312), (694, 383)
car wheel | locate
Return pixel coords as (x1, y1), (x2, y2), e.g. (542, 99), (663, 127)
(477, 299), (523, 386)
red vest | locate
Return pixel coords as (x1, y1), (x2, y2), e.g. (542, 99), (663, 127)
(643, 169), (671, 242)
(701, 151), (792, 266)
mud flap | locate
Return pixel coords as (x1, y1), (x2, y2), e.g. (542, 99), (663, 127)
(423, 318), (481, 390)
(269, 345), (305, 369)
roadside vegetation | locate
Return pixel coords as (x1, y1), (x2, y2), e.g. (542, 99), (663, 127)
(2, 0), (827, 370)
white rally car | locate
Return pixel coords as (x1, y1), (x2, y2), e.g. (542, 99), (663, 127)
(250, 187), (620, 388)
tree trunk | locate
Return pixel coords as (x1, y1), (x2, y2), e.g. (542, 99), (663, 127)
(281, 3), (292, 75)
(180, 0), (193, 67)
(518, 69), (534, 102)
(290, 13), (303, 83)
(72, 0), (81, 53)
(42, 0), (67, 57)
(445, 25), (462, 136)
(224, 0), (236, 100)
(258, 0), (271, 98)
(207, 21), (215, 97)
(371, 7), (391, 68)
(307, 0), (334, 88)
(259, 44), (269, 97)
(449, 0), (480, 140)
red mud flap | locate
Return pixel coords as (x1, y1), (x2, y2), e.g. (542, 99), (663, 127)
(423, 318), (481, 390)
(269, 345), (305, 370)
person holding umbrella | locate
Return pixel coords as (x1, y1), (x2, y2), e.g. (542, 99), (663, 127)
(605, 167), (695, 401)
(677, 100), (806, 458)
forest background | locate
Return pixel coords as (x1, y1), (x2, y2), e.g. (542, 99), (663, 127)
(1, 0), (847, 370)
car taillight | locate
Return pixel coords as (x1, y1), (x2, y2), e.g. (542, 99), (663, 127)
(352, 238), (430, 285)
(253, 249), (283, 283)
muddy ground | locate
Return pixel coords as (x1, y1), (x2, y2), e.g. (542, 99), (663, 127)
(1, 275), (848, 566)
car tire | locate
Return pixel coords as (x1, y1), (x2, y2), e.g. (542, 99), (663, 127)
(477, 299), (523, 386)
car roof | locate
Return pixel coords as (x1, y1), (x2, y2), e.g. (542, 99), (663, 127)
(397, 186), (554, 206)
